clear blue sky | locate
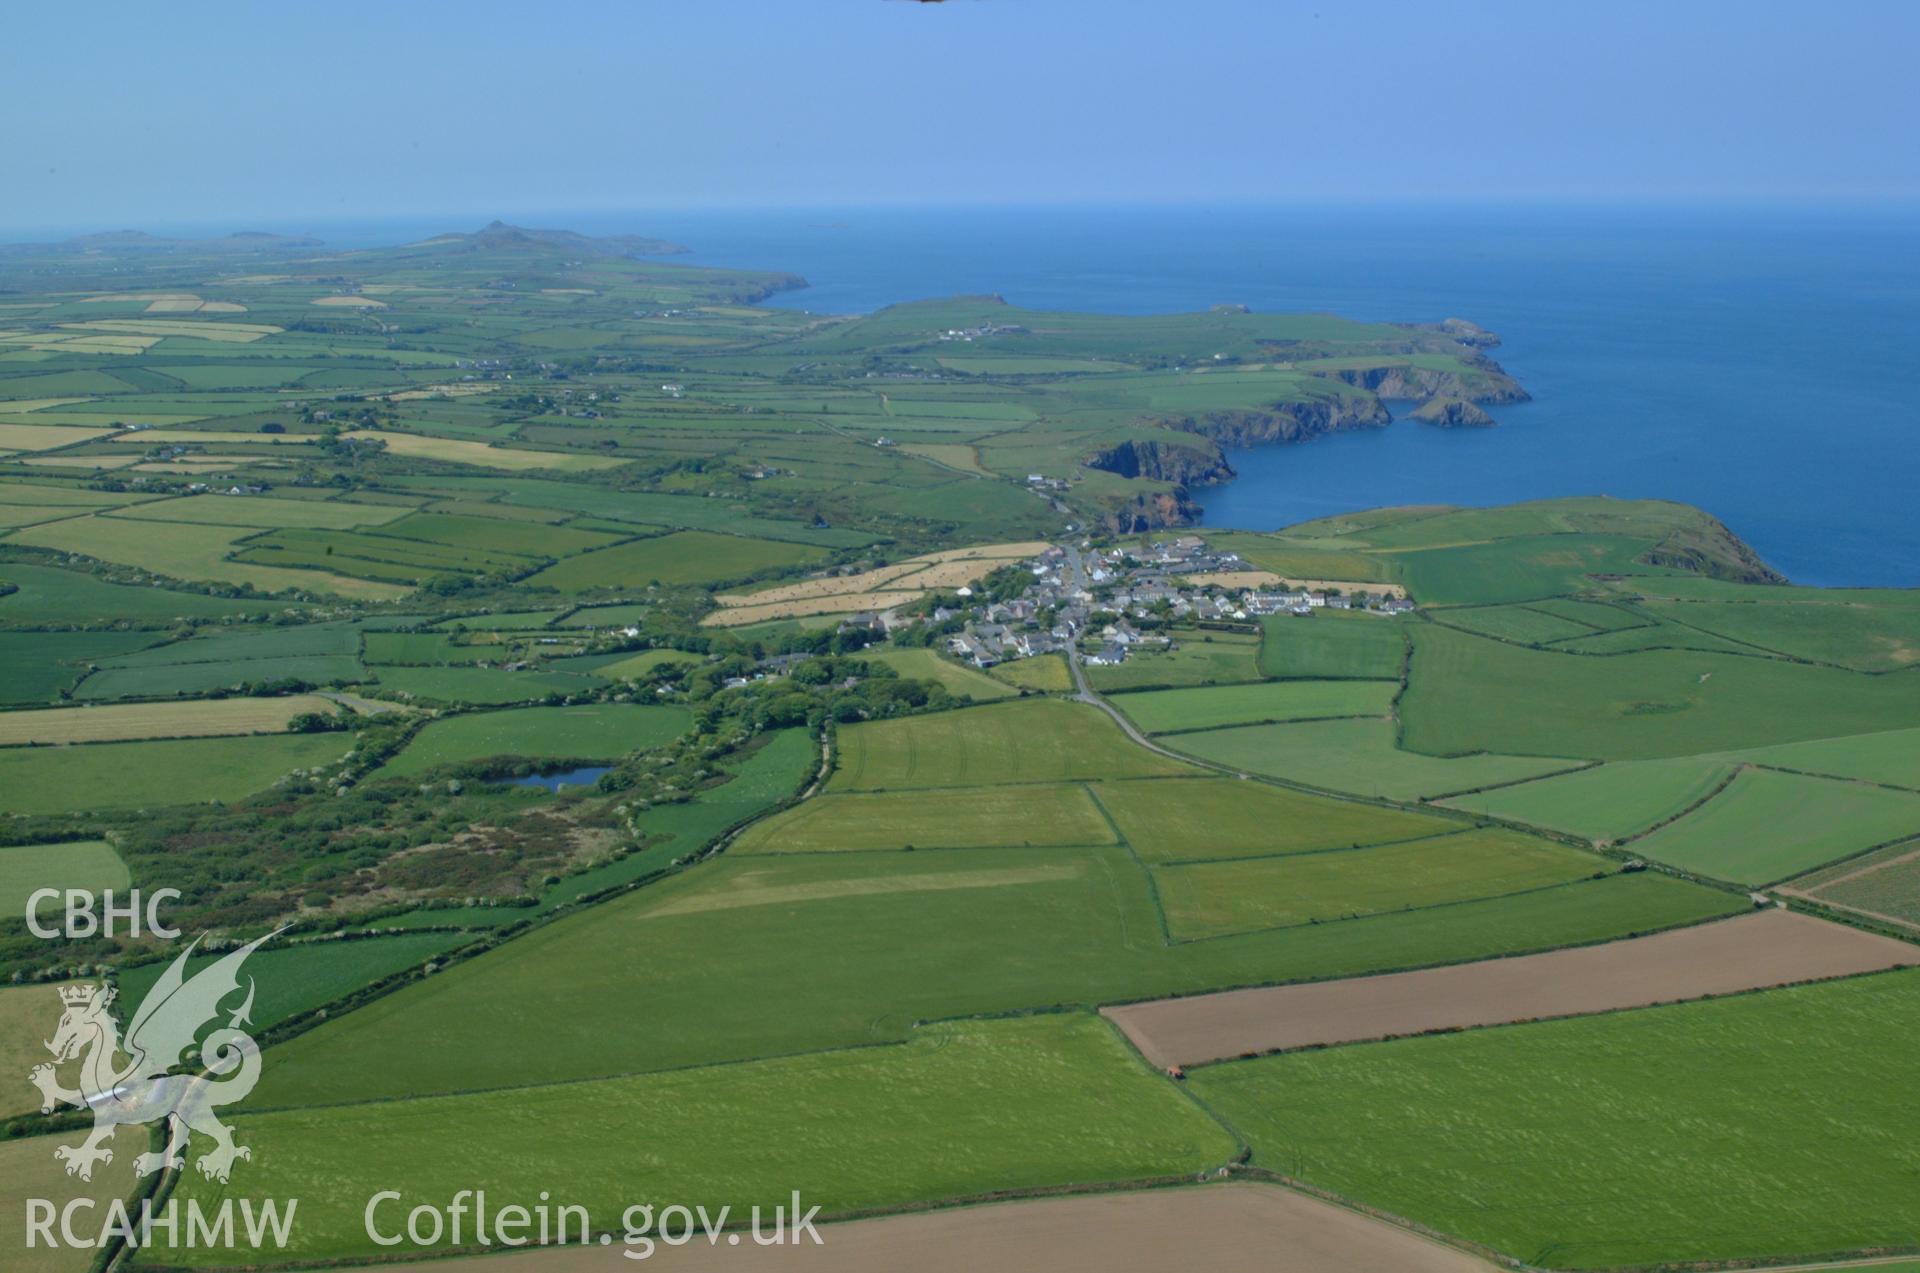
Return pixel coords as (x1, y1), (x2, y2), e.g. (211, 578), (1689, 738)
(5, 0), (1916, 234)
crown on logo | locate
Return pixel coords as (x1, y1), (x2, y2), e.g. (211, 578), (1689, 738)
(59, 984), (98, 1006)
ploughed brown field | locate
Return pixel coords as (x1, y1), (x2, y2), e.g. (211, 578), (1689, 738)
(357, 1184), (1492, 1272)
(1104, 909), (1917, 1068)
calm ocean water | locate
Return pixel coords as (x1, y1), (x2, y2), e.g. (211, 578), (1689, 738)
(105, 205), (1920, 586)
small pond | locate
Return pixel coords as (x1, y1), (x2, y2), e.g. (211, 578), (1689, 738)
(499, 766), (611, 792)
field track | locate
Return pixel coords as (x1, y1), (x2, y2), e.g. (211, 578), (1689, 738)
(353, 1183), (1492, 1272)
(1104, 909), (1918, 1067)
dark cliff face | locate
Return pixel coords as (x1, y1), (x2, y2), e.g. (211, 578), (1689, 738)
(1079, 396), (1395, 532)
(1084, 438), (1235, 486)
(1158, 396), (1393, 447)
(1410, 398), (1497, 427)
(1318, 363), (1530, 405)
(1100, 490), (1204, 535)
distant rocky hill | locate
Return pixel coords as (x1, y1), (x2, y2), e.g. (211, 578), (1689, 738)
(411, 220), (688, 257)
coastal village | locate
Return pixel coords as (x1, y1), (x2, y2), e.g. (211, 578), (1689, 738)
(932, 535), (1411, 672)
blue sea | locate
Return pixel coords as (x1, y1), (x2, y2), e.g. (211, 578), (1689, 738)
(67, 205), (1920, 586)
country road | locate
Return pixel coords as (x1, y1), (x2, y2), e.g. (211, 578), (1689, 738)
(1060, 542), (1255, 778)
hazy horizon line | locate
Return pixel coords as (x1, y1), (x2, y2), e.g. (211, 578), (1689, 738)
(6, 196), (1919, 247)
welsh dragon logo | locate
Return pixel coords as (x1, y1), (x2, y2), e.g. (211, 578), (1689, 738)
(29, 931), (279, 1184)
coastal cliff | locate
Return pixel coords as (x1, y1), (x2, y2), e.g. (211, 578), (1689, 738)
(1084, 438), (1235, 486)
(1316, 362), (1530, 405)
(1640, 516), (1787, 584)
(1100, 490), (1204, 534)
(1082, 396), (1392, 531)
(1410, 397), (1497, 427)
(1159, 396), (1394, 447)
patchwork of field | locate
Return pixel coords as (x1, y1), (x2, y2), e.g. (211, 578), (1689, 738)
(171, 1014), (1235, 1265)
(1107, 909), (1916, 1066)
(530, 529), (825, 591)
(7, 511), (408, 598)
(0, 1131), (140, 1273)
(1189, 969), (1920, 1269)
(1439, 754), (1736, 841)
(864, 647), (1016, 700)
(112, 493), (406, 529)
(364, 665), (600, 704)
(4, 235), (1913, 1272)
(0, 731), (353, 814)
(342, 429), (628, 471)
(1723, 724), (1920, 788)
(1091, 777), (1457, 863)
(988, 651), (1073, 692)
(247, 828), (1737, 1106)
(831, 699), (1198, 789)
(1627, 766), (1920, 884)
(1164, 717), (1580, 800)
(1150, 828), (1607, 940)
(1259, 610), (1406, 678)
(67, 621), (373, 699)
(735, 783), (1116, 852)
(1086, 629), (1264, 690)
(0, 839), (129, 917)
(1785, 838), (1920, 927)
(1401, 622), (1920, 760)
(115, 930), (477, 1035)
(352, 1184), (1495, 1273)
(704, 540), (1044, 625)
(381, 703), (689, 776)
(1113, 679), (1396, 733)
(0, 693), (337, 744)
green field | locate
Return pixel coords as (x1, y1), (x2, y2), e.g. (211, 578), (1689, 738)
(117, 930), (474, 1034)
(0, 629), (167, 702)
(1401, 622), (1920, 760)
(371, 510), (627, 557)
(1093, 776), (1457, 863)
(1086, 630), (1263, 690)
(362, 631), (489, 664)
(0, 562), (286, 625)
(1258, 610), (1405, 679)
(1114, 679), (1396, 733)
(1153, 828), (1606, 939)
(1391, 533), (1661, 605)
(1442, 755), (1738, 841)
(0, 840), (129, 916)
(1202, 531), (1394, 583)
(1638, 592), (1920, 671)
(1629, 767), (1920, 884)
(735, 783), (1115, 852)
(174, 1014), (1235, 1265)
(1788, 838), (1920, 925)
(0, 732), (354, 814)
(1165, 717), (1578, 800)
(250, 841), (1735, 1106)
(1431, 601), (1624, 645)
(578, 647), (705, 680)
(526, 529), (824, 591)
(365, 664), (600, 704)
(0, 1130), (139, 1272)
(987, 652), (1072, 692)
(866, 647), (1017, 700)
(381, 703), (689, 776)
(76, 652), (364, 699)
(1724, 725), (1920, 788)
(1190, 970), (1920, 1269)
(831, 699), (1197, 789)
